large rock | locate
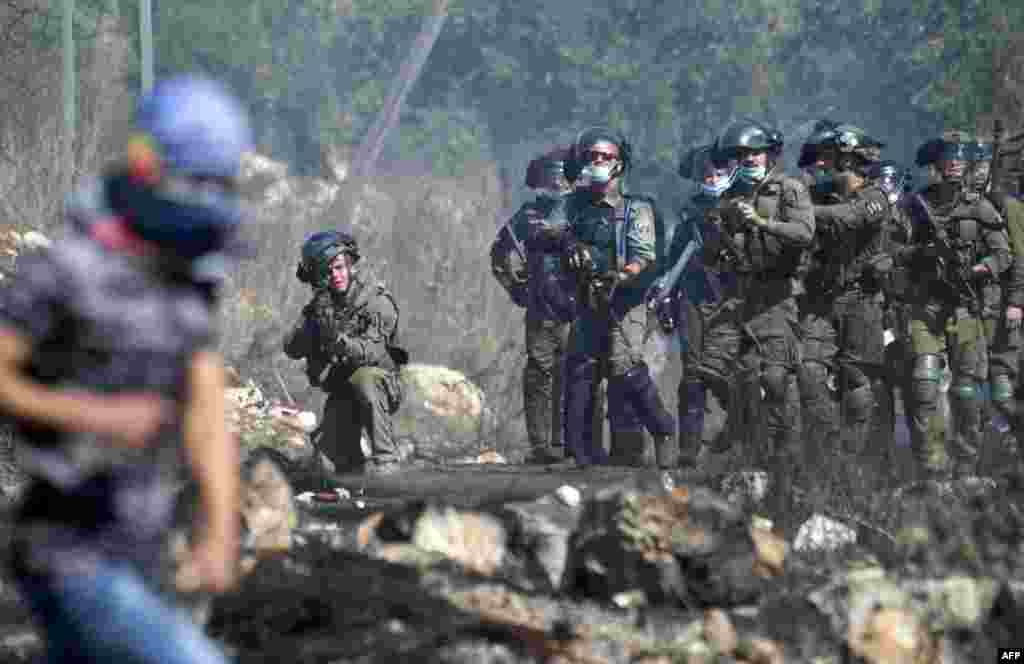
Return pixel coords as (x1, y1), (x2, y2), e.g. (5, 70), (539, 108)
(564, 482), (786, 608)
(394, 363), (492, 463)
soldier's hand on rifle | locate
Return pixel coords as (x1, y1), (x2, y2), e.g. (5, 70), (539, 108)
(589, 271), (619, 307)
(564, 242), (594, 274)
(736, 201), (769, 228)
(1007, 306), (1023, 331)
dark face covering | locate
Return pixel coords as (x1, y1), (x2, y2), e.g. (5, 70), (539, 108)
(106, 172), (242, 261)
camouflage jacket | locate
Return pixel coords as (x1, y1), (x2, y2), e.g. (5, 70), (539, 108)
(565, 188), (658, 311)
(284, 269), (405, 390)
(811, 183), (894, 293)
(902, 184), (1011, 310)
(491, 196), (576, 322)
(709, 171), (814, 289)
(987, 192), (1024, 309)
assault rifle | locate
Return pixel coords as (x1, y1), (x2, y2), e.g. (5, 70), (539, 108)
(906, 192), (981, 312)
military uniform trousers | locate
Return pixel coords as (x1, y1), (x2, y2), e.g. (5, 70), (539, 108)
(564, 302), (674, 465)
(316, 366), (403, 471)
(907, 301), (988, 477)
(800, 289), (890, 464)
(683, 288), (802, 465)
(523, 315), (570, 453)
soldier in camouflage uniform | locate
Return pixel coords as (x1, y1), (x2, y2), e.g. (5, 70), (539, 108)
(870, 161), (918, 459)
(491, 149), (576, 464)
(651, 143), (737, 465)
(966, 138), (1024, 456)
(554, 127), (676, 467)
(801, 125), (895, 463)
(900, 133), (1012, 480)
(284, 231), (407, 475)
(702, 120), (814, 526)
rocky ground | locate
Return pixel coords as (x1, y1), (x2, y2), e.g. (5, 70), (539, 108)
(0, 366), (1022, 662)
(1, 452), (1022, 663)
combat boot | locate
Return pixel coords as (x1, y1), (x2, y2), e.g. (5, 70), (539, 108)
(609, 430), (656, 467)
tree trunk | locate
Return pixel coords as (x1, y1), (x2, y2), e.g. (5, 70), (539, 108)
(349, 0), (450, 178)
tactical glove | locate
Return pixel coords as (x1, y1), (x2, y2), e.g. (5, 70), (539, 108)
(564, 242), (595, 274)
(589, 271), (620, 308)
(646, 285), (677, 333)
(736, 201), (769, 228)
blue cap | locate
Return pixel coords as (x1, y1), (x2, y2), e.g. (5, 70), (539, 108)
(136, 75), (253, 178)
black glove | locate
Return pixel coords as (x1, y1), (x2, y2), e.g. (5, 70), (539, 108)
(646, 285), (677, 333)
(585, 272), (616, 308)
(564, 242), (594, 275)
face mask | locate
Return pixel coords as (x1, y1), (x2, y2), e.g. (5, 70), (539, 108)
(700, 168), (737, 198)
(108, 174), (243, 261)
(812, 169), (835, 195)
(737, 164), (766, 184)
(579, 162), (618, 188)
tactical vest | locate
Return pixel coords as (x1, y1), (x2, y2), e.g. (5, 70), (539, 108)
(909, 188), (1004, 306)
(820, 185), (891, 291)
(304, 276), (407, 388)
(717, 176), (806, 280)
(567, 191), (670, 309)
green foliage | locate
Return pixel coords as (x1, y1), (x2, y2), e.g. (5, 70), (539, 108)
(29, 0), (1023, 177)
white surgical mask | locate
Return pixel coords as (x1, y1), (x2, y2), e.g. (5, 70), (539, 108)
(579, 162), (617, 187)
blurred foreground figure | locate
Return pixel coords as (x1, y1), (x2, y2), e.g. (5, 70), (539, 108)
(0, 76), (250, 664)
(491, 148), (576, 464)
(284, 230), (408, 475)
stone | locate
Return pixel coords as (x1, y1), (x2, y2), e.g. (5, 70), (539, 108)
(241, 456), (296, 554)
(411, 505), (507, 576)
(703, 608), (739, 654)
(794, 514), (858, 552)
(847, 607), (935, 664)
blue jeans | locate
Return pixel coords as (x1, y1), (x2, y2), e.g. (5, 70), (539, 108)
(17, 560), (229, 664)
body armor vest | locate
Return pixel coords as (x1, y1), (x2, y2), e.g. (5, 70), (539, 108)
(717, 177), (804, 279)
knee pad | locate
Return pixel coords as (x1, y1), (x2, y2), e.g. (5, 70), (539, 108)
(911, 353), (945, 382)
(761, 365), (789, 402)
(950, 379), (979, 403)
(992, 375), (1017, 416)
(844, 384), (874, 421)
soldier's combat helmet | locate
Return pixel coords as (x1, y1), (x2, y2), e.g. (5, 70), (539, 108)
(567, 126), (631, 184)
(678, 142), (738, 197)
(525, 146), (573, 190)
(717, 120), (784, 159)
(915, 130), (973, 167)
(297, 230), (360, 286)
(827, 124), (884, 171)
(798, 119), (839, 169)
